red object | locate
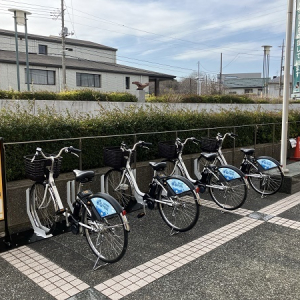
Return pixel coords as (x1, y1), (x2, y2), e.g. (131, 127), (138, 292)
(293, 137), (300, 159)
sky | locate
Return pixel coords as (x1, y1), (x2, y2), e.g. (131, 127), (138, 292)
(0, 0), (291, 81)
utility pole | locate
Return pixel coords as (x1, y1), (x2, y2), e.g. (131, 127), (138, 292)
(219, 53), (222, 94)
(279, 39), (285, 98)
(61, 0), (66, 90)
(280, 0), (293, 173)
(197, 61), (201, 95)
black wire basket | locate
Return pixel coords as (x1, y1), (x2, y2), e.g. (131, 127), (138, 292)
(200, 138), (220, 152)
(103, 147), (135, 169)
(24, 155), (62, 182)
(158, 141), (177, 159)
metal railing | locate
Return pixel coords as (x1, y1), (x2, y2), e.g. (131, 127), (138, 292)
(3, 121), (296, 181)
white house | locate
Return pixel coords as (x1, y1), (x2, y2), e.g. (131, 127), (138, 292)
(0, 29), (175, 96)
(220, 73), (264, 96)
(268, 75), (292, 98)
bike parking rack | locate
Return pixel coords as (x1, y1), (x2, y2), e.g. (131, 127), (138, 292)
(25, 181), (76, 239)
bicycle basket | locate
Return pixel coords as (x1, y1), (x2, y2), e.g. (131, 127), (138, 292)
(158, 141), (177, 159)
(24, 155), (62, 181)
(200, 138), (220, 152)
(103, 146), (135, 169)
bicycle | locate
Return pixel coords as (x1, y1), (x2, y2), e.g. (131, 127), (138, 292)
(25, 146), (130, 269)
(158, 137), (248, 210)
(198, 132), (284, 197)
(103, 140), (200, 234)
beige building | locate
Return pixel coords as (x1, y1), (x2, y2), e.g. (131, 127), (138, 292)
(0, 29), (175, 96)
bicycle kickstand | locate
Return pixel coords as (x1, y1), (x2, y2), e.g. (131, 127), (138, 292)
(93, 257), (109, 271)
(170, 227), (180, 236)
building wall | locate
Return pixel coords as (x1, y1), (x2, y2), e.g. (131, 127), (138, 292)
(225, 88), (263, 95)
(0, 62), (149, 94)
(0, 35), (116, 63)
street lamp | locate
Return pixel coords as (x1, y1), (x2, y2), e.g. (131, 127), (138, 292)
(8, 9), (31, 91)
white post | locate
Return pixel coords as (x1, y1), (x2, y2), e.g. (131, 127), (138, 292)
(280, 0), (294, 173)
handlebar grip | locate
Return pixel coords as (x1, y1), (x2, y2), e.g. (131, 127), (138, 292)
(68, 146), (81, 153)
(231, 133), (238, 137)
(142, 142), (152, 147)
(193, 138), (201, 143)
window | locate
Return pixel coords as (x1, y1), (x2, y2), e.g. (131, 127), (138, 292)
(244, 89), (253, 94)
(126, 77), (130, 89)
(38, 44), (48, 55)
(76, 73), (101, 88)
(228, 91), (237, 94)
(25, 69), (55, 85)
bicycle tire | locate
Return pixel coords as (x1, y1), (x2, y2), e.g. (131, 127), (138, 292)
(157, 177), (200, 232)
(104, 169), (134, 208)
(247, 159), (283, 195)
(162, 159), (183, 176)
(29, 182), (58, 233)
(83, 194), (128, 263)
(209, 166), (247, 210)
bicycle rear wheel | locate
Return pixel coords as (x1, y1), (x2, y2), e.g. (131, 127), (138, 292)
(83, 199), (128, 263)
(209, 168), (247, 210)
(247, 163), (283, 195)
(104, 169), (134, 208)
(29, 182), (58, 233)
(157, 180), (200, 232)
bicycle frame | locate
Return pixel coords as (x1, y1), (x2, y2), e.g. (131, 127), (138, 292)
(170, 138), (246, 192)
(30, 150), (97, 234)
(118, 144), (174, 206)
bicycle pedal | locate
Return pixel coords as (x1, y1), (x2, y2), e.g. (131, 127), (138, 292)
(56, 208), (66, 215)
(137, 212), (146, 218)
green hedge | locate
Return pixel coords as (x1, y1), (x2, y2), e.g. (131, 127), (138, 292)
(146, 94), (269, 104)
(3, 106), (300, 182)
(0, 89), (138, 102)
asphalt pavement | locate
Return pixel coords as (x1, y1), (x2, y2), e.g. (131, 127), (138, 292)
(0, 186), (300, 300)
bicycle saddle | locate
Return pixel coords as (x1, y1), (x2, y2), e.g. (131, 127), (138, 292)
(149, 161), (166, 171)
(240, 148), (255, 155)
(201, 152), (218, 161)
(73, 169), (95, 183)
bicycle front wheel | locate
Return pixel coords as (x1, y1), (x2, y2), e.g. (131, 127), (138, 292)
(157, 181), (200, 232)
(104, 169), (134, 208)
(197, 155), (222, 175)
(248, 163), (283, 195)
(209, 168), (247, 210)
(83, 200), (128, 263)
(29, 182), (58, 233)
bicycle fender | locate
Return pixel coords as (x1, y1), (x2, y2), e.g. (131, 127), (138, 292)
(164, 175), (195, 196)
(256, 156), (281, 171)
(218, 165), (245, 181)
(89, 192), (130, 231)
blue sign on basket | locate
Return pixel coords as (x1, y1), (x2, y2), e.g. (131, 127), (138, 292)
(167, 179), (190, 194)
(219, 168), (240, 181)
(257, 159), (276, 170)
(91, 197), (116, 217)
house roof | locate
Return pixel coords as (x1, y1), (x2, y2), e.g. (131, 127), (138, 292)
(0, 29), (117, 52)
(0, 50), (176, 80)
(224, 78), (264, 89)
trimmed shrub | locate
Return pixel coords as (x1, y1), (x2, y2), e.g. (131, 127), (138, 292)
(1, 105), (300, 182)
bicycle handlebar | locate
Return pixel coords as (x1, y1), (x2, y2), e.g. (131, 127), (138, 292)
(121, 141), (152, 152)
(217, 132), (238, 140)
(176, 137), (200, 146)
(31, 146), (81, 162)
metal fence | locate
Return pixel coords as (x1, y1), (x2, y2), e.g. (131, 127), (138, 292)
(3, 121), (294, 180)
